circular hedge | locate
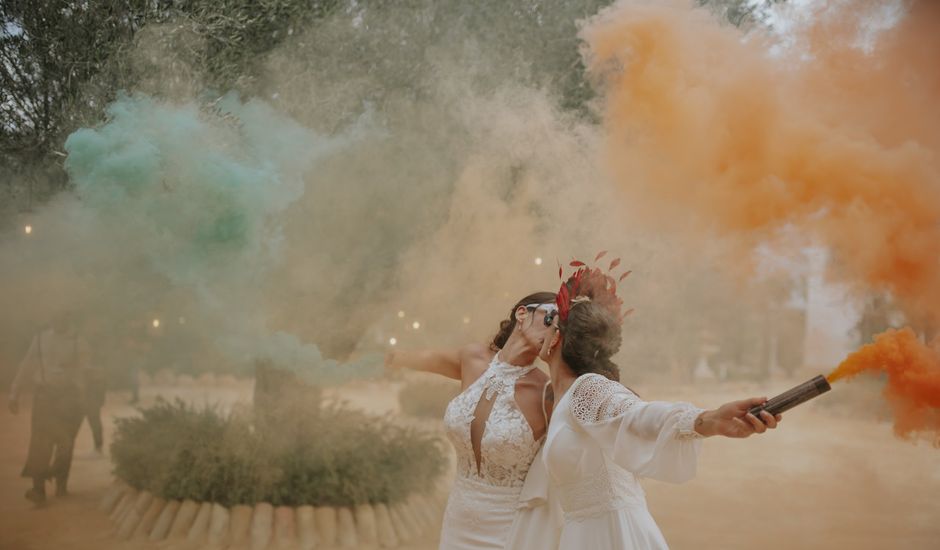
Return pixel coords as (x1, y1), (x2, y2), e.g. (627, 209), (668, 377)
(111, 398), (447, 507)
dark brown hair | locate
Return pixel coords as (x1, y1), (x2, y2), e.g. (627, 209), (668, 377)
(490, 291), (557, 352)
(558, 300), (622, 382)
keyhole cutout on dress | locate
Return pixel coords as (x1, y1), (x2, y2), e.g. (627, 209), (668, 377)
(469, 389), (497, 476)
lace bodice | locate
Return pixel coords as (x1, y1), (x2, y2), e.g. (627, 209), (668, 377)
(443, 355), (542, 488)
(555, 458), (644, 521)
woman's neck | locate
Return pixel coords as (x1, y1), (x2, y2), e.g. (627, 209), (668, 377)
(498, 332), (537, 367)
(549, 359), (576, 400)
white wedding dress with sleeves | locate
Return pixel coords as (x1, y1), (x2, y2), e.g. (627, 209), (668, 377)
(537, 373), (705, 550)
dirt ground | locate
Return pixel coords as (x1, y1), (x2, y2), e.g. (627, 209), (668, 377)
(1, 378), (938, 550)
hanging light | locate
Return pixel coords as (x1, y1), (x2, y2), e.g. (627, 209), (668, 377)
(152, 319), (161, 328)
(412, 321), (421, 330)
(397, 310), (406, 318)
(389, 337), (398, 346)
(534, 257), (543, 266)
(24, 224), (33, 235)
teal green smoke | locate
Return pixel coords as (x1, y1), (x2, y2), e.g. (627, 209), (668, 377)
(62, 94), (379, 379)
(64, 94), (319, 277)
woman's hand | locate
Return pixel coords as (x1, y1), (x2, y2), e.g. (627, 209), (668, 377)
(694, 397), (781, 438)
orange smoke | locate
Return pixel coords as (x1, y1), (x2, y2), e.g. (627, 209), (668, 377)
(581, 0), (940, 440)
(581, 0), (940, 321)
(828, 329), (940, 445)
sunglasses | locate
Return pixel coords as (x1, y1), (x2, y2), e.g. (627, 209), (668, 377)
(525, 304), (558, 328)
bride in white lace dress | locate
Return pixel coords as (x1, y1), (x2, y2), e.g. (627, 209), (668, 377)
(510, 264), (782, 550)
(386, 292), (559, 549)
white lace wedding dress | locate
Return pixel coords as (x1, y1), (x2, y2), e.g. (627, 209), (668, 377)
(523, 373), (705, 550)
(439, 355), (543, 549)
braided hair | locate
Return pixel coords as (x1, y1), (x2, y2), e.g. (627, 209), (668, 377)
(558, 300), (622, 382)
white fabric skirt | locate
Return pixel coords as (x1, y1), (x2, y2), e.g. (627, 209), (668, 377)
(505, 447), (563, 550)
(558, 503), (670, 550)
(439, 476), (521, 550)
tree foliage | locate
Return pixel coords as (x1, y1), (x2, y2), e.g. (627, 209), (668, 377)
(0, 0), (340, 194)
(1, 0), (783, 204)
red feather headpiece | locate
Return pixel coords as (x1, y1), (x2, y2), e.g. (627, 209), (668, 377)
(556, 251), (634, 324)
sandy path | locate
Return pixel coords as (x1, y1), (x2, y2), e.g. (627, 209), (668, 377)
(646, 384), (940, 550)
(1, 379), (938, 549)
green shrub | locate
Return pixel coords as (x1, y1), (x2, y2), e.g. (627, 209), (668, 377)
(111, 398), (447, 507)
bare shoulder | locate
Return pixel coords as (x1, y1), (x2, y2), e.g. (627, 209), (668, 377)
(458, 343), (494, 384)
(514, 368), (550, 401)
(517, 367), (549, 389)
(459, 342), (493, 366)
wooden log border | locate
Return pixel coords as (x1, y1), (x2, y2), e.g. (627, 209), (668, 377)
(99, 479), (447, 549)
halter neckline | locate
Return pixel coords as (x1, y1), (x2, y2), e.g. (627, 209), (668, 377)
(493, 352), (537, 372)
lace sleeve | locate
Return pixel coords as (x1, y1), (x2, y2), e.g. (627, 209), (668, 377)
(570, 374), (639, 424)
(570, 374), (704, 440)
(676, 407), (705, 440)
(568, 376), (704, 483)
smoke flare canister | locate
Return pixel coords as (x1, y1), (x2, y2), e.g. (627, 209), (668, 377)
(748, 375), (831, 421)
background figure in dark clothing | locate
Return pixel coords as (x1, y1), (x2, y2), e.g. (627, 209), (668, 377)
(128, 363), (140, 404)
(125, 320), (150, 404)
(7, 313), (89, 505)
(81, 365), (107, 454)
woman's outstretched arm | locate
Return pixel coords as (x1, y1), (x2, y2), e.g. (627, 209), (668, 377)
(385, 347), (462, 380)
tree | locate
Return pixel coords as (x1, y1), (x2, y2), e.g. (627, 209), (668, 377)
(698, 0), (785, 28)
(2, 0), (786, 212)
(0, 0), (340, 204)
